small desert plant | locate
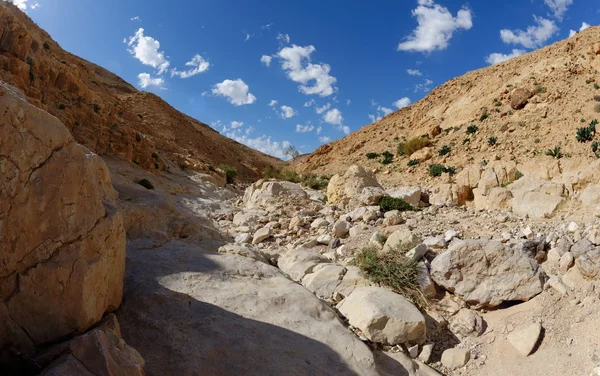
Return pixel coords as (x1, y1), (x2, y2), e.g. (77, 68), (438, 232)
(488, 136), (497, 146)
(379, 196), (416, 213)
(137, 178), (154, 190)
(263, 165), (281, 179)
(302, 173), (329, 190)
(137, 114), (143, 119)
(593, 142), (600, 153)
(479, 112), (489, 122)
(58, 103), (66, 110)
(545, 146), (563, 159)
(151, 152), (159, 160)
(43, 41), (50, 50)
(366, 152), (380, 159)
(380, 151), (394, 165)
(353, 246), (425, 307)
(515, 170), (524, 180)
(407, 159), (420, 167)
(446, 166), (456, 175)
(219, 164), (237, 184)
(429, 164), (446, 177)
(576, 125), (594, 142)
(398, 137), (431, 156)
(438, 145), (451, 156)
(466, 124), (479, 134)
(462, 138), (470, 145)
(595, 83), (600, 90)
(534, 138), (541, 144)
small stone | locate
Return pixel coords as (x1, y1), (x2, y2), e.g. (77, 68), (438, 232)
(235, 233), (252, 244)
(567, 221), (580, 233)
(405, 244), (429, 261)
(523, 227), (534, 239)
(559, 252), (574, 273)
(332, 220), (351, 237)
(423, 236), (446, 249)
(316, 234), (332, 245)
(328, 238), (341, 250)
(311, 218), (330, 229)
(252, 227), (272, 244)
(444, 230), (459, 243)
(418, 343), (434, 363)
(408, 344), (419, 358)
(507, 323), (542, 356)
(546, 276), (570, 296)
(441, 348), (470, 369)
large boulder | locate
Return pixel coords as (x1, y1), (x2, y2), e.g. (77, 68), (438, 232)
(510, 87), (534, 110)
(386, 186), (423, 207)
(327, 165), (382, 206)
(243, 179), (309, 208)
(278, 248), (330, 282)
(337, 287), (426, 345)
(430, 184), (472, 207)
(511, 191), (564, 218)
(0, 83), (125, 357)
(473, 187), (512, 211)
(430, 240), (544, 308)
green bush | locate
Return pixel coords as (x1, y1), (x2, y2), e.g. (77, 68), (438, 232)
(151, 152), (159, 160)
(488, 136), (497, 146)
(446, 166), (456, 175)
(302, 173), (329, 190)
(593, 142), (599, 153)
(545, 146), (563, 159)
(43, 41), (50, 50)
(438, 145), (451, 156)
(407, 159), (419, 167)
(428, 164), (446, 177)
(595, 83), (600, 90)
(379, 196), (416, 213)
(380, 151), (394, 165)
(137, 178), (154, 190)
(353, 246), (425, 307)
(397, 137), (431, 156)
(479, 112), (489, 122)
(366, 152), (380, 159)
(576, 126), (594, 142)
(515, 170), (524, 180)
(58, 103), (66, 110)
(466, 124), (478, 134)
(219, 164), (237, 184)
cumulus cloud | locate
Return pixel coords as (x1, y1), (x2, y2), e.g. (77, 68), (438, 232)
(407, 69), (422, 76)
(261, 23), (274, 30)
(277, 44), (337, 97)
(268, 99), (278, 107)
(127, 28), (170, 74)
(415, 78), (434, 92)
(485, 49), (526, 65)
(277, 33), (291, 44)
(280, 105), (297, 119)
(212, 79), (257, 106)
(336, 125), (351, 135)
(296, 124), (315, 133)
(131, 16), (141, 21)
(171, 54), (210, 78)
(224, 133), (292, 160)
(304, 99), (316, 107)
(323, 108), (343, 125)
(398, 0), (473, 53)
(261, 55), (273, 66)
(319, 136), (331, 143)
(231, 121), (244, 129)
(544, 0), (573, 20)
(500, 16), (558, 49)
(138, 73), (165, 89)
(394, 97), (412, 109)
(316, 103), (331, 114)
(316, 126), (322, 134)
(569, 22), (591, 37)
(6, 0), (37, 10)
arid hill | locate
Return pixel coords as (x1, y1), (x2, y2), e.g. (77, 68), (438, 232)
(0, 2), (281, 182)
(294, 26), (600, 187)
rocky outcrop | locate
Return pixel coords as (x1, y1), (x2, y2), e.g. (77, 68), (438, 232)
(327, 165), (382, 207)
(0, 82), (126, 361)
(430, 240), (544, 308)
(243, 180), (309, 209)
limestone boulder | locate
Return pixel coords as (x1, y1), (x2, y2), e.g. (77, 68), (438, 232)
(386, 187), (423, 207)
(409, 147), (433, 162)
(327, 165), (382, 206)
(455, 165), (482, 189)
(384, 228), (419, 252)
(430, 184), (472, 207)
(0, 82), (125, 356)
(243, 180), (309, 208)
(473, 187), (512, 211)
(511, 191), (564, 219)
(302, 264), (347, 300)
(337, 287), (426, 345)
(430, 240), (544, 308)
(510, 87), (534, 110)
(278, 248), (330, 282)
(581, 185), (600, 214)
(357, 186), (387, 206)
(575, 249), (600, 279)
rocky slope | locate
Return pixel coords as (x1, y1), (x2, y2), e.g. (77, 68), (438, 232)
(294, 26), (600, 187)
(0, 2), (281, 182)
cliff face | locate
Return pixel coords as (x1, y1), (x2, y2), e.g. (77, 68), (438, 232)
(0, 2), (281, 181)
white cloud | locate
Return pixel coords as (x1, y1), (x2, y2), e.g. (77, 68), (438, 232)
(171, 54), (210, 78)
(245, 126), (254, 135)
(261, 23), (273, 30)
(244, 33), (255, 41)
(212, 79), (257, 106)
(323, 108), (343, 125)
(316, 103), (331, 114)
(485, 49), (526, 65)
(304, 99), (316, 107)
(398, 0), (473, 53)
(277, 33), (291, 44)
(394, 97), (412, 109)
(280, 105), (297, 119)
(269, 100), (278, 107)
(500, 16), (558, 49)
(379, 106), (393, 116)
(415, 78), (434, 92)
(127, 28), (170, 74)
(346, 99), (351, 105)
(296, 124), (315, 133)
(231, 121), (244, 129)
(131, 16), (141, 21)
(319, 136), (331, 143)
(544, 0), (573, 20)
(407, 69), (422, 76)
(336, 125), (351, 135)
(261, 55), (273, 66)
(368, 114), (378, 123)
(316, 126), (322, 134)
(138, 73), (165, 89)
(569, 22), (591, 37)
(277, 44), (337, 97)
(6, 0), (32, 10)
(224, 133), (292, 160)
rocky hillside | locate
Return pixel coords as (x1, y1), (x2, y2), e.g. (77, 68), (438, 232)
(294, 26), (600, 187)
(0, 2), (281, 181)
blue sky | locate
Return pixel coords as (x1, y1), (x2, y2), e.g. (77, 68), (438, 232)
(9, 0), (600, 159)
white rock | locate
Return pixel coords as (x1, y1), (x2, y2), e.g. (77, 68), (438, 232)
(448, 309), (484, 338)
(588, 228), (600, 246)
(441, 348), (470, 369)
(522, 227), (534, 239)
(405, 244), (429, 262)
(418, 344), (434, 363)
(311, 218), (330, 229)
(337, 287), (426, 345)
(423, 236), (446, 249)
(444, 230), (459, 243)
(408, 345), (419, 358)
(384, 228), (419, 252)
(546, 276), (570, 296)
(370, 232), (386, 249)
(332, 220), (351, 238)
(567, 221), (580, 233)
(386, 186), (422, 207)
(559, 252), (574, 273)
(252, 227), (272, 244)
(302, 264), (347, 300)
(317, 234), (332, 245)
(234, 233), (252, 244)
(507, 323), (542, 356)
(278, 248), (330, 282)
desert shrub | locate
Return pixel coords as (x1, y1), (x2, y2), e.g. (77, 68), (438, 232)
(576, 126), (594, 142)
(379, 196), (416, 213)
(429, 164), (446, 177)
(462, 138), (470, 145)
(515, 170), (524, 180)
(353, 246), (425, 307)
(593, 142), (600, 153)
(534, 138), (541, 144)
(302, 173), (329, 190)
(137, 114), (143, 119)
(398, 137), (431, 156)
(407, 159), (420, 167)
(545, 146), (563, 159)
(466, 124), (478, 134)
(438, 145), (451, 156)
(380, 151), (394, 165)
(595, 83), (600, 90)
(446, 166), (456, 175)
(43, 41), (50, 50)
(488, 136), (497, 146)
(151, 152), (159, 160)
(479, 112), (489, 122)
(263, 165), (281, 179)
(58, 103), (66, 110)
(281, 169), (301, 183)
(137, 178), (154, 190)
(366, 152), (380, 159)
(219, 164), (237, 184)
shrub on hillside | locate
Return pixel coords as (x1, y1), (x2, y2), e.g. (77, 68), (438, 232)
(429, 164), (446, 177)
(397, 137), (431, 156)
(219, 164), (237, 184)
(353, 245), (425, 307)
(488, 136), (497, 146)
(407, 159), (420, 167)
(366, 152), (380, 159)
(479, 112), (489, 122)
(466, 124), (478, 134)
(576, 126), (594, 142)
(380, 151), (394, 165)
(593, 141), (599, 153)
(545, 146), (563, 159)
(379, 196), (416, 213)
(438, 145), (451, 156)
